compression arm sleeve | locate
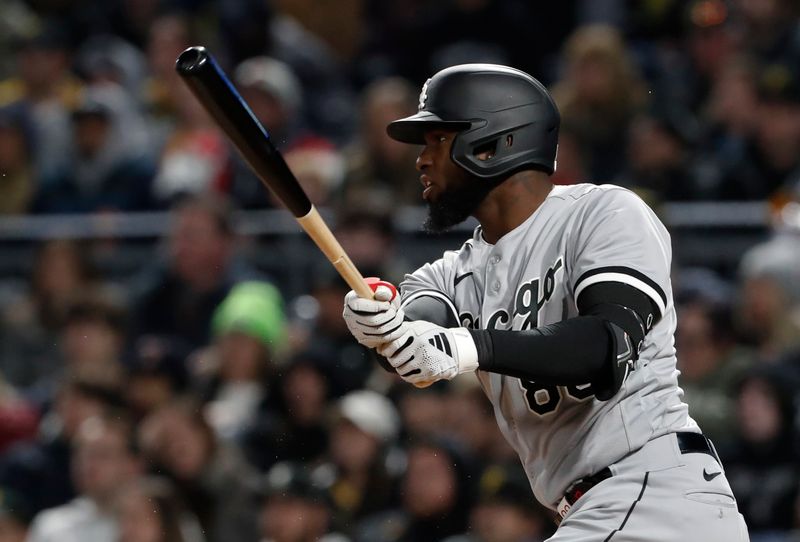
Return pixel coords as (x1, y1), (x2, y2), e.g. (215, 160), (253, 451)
(468, 316), (611, 385)
(469, 282), (658, 400)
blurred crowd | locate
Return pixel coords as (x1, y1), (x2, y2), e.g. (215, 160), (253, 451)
(0, 0), (800, 541)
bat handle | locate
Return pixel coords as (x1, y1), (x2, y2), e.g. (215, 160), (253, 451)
(296, 206), (434, 389)
(362, 280), (434, 390)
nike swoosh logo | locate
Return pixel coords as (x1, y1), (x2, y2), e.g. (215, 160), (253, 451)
(454, 272), (473, 287)
(703, 469), (721, 481)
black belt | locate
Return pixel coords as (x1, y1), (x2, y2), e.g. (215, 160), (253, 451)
(561, 432), (720, 508)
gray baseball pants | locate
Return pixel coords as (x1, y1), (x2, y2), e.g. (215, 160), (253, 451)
(548, 432), (750, 541)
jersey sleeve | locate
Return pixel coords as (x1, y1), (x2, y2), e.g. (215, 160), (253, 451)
(399, 250), (460, 322)
(569, 188), (671, 320)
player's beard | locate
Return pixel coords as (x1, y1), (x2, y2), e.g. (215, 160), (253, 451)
(424, 175), (494, 233)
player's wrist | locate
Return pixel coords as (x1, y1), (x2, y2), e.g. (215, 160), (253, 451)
(451, 327), (479, 374)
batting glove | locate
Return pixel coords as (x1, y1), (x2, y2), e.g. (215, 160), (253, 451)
(343, 284), (405, 349)
(377, 321), (479, 384)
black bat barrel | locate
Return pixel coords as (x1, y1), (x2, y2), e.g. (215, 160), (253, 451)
(175, 46), (311, 217)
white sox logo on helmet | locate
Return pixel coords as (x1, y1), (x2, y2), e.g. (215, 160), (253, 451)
(418, 78), (431, 110)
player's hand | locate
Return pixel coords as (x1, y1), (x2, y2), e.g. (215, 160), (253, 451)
(377, 321), (479, 385)
(343, 282), (405, 349)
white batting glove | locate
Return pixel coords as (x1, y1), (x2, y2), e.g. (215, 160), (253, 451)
(377, 321), (479, 385)
(343, 285), (405, 348)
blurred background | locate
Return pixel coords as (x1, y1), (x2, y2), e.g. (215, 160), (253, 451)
(0, 0), (799, 541)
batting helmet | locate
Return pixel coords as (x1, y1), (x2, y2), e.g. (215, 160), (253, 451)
(387, 64), (560, 179)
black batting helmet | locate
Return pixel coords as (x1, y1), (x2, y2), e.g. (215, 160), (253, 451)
(387, 64), (560, 179)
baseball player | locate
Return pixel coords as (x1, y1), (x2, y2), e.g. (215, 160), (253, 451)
(343, 64), (750, 541)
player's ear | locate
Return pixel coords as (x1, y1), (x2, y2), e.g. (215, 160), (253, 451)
(473, 140), (497, 161)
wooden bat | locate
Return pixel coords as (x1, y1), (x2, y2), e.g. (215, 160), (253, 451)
(175, 46), (431, 387)
(175, 46), (372, 298)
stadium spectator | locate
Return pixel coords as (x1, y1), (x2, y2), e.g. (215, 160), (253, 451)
(74, 34), (148, 102)
(322, 390), (401, 533)
(736, 230), (800, 360)
(227, 56), (311, 209)
(443, 383), (517, 464)
(340, 77), (421, 211)
(141, 13), (194, 145)
(52, 293), (128, 393)
(280, 139), (345, 208)
(356, 439), (475, 542)
(616, 107), (700, 201)
(551, 24), (647, 182)
(734, 0), (800, 67)
(114, 476), (203, 542)
(125, 337), (190, 422)
(265, 9), (358, 144)
(0, 239), (100, 392)
(0, 24), (82, 184)
(391, 383), (449, 442)
(675, 274), (756, 446)
(150, 79), (230, 207)
(444, 462), (556, 542)
(200, 281), (288, 443)
(0, 378), (123, 515)
(711, 61), (800, 200)
(27, 414), (142, 542)
(131, 194), (260, 352)
(695, 56), (760, 199)
(34, 84), (155, 213)
(242, 351), (332, 472)
(138, 399), (260, 542)
(0, 103), (35, 214)
(257, 461), (349, 542)
(722, 366), (800, 536)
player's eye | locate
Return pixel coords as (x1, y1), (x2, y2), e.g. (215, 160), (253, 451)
(438, 135), (447, 143)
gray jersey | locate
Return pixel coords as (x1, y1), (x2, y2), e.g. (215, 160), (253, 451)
(400, 183), (698, 509)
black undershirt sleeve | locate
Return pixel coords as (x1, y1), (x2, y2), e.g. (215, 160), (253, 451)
(468, 282), (659, 398)
(468, 316), (611, 384)
(402, 293), (460, 327)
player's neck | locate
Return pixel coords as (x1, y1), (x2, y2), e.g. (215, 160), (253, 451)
(475, 171), (553, 244)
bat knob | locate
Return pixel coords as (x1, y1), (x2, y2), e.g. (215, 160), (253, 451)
(364, 277), (397, 301)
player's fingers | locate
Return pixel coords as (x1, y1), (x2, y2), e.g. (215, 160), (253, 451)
(346, 295), (392, 315)
(400, 368), (431, 385)
(354, 307), (401, 330)
(386, 331), (417, 366)
(379, 319), (408, 343)
(392, 348), (420, 372)
(378, 332), (414, 360)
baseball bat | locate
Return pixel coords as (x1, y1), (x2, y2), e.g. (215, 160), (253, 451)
(175, 46), (432, 387)
(175, 46), (371, 299)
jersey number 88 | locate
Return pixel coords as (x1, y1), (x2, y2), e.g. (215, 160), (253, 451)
(520, 380), (595, 416)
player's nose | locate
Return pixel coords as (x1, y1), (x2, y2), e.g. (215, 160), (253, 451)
(416, 148), (432, 171)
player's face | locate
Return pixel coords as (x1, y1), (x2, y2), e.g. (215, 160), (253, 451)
(417, 129), (493, 233)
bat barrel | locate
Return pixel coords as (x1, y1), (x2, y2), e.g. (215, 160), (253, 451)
(175, 46), (312, 217)
(175, 47), (208, 75)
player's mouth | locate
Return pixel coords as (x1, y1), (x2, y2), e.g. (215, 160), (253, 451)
(421, 175), (435, 200)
